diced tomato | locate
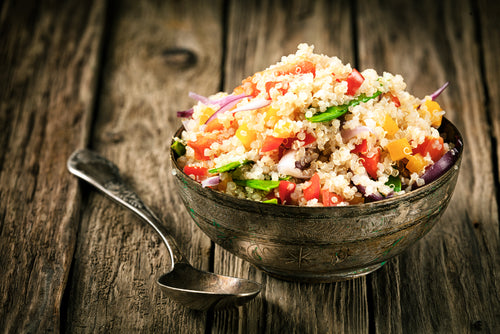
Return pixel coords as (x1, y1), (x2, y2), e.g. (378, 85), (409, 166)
(183, 166), (208, 181)
(346, 69), (365, 96)
(282, 133), (316, 149)
(278, 145), (287, 160)
(413, 136), (445, 162)
(282, 137), (294, 149)
(234, 76), (259, 97)
(360, 148), (380, 179)
(321, 189), (343, 207)
(300, 133), (317, 146)
(265, 81), (289, 98)
(264, 132), (316, 157)
(265, 82), (275, 96)
(427, 137), (445, 161)
(187, 136), (216, 161)
(390, 93), (401, 107)
(294, 60), (316, 76)
(351, 139), (369, 154)
(279, 180), (296, 205)
(303, 173), (321, 201)
(351, 139), (379, 178)
(261, 136), (285, 152)
(204, 118), (225, 132)
(276, 60), (316, 77)
(413, 139), (427, 156)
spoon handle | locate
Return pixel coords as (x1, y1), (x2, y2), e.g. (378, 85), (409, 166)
(67, 149), (187, 268)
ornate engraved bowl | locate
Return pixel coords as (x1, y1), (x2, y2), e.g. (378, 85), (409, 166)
(170, 118), (463, 282)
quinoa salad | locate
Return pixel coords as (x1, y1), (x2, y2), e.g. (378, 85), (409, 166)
(172, 44), (456, 207)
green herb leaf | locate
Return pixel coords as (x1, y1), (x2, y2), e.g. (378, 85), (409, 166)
(262, 198), (278, 204)
(208, 160), (250, 174)
(234, 179), (280, 191)
(307, 91), (382, 123)
(171, 140), (186, 157)
(386, 175), (402, 192)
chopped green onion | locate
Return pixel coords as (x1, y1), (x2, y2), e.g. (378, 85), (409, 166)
(208, 160), (251, 173)
(307, 91), (382, 123)
(262, 198), (278, 204)
(386, 175), (402, 192)
(171, 140), (186, 157)
(234, 179), (280, 191)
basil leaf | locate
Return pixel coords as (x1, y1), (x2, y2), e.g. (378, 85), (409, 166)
(234, 179), (280, 191)
(208, 160), (251, 173)
(307, 91), (382, 123)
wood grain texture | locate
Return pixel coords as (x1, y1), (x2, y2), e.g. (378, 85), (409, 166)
(0, 0), (106, 332)
(224, 0), (356, 90)
(358, 0), (500, 332)
(478, 0), (500, 208)
(63, 0), (223, 332)
(1, 0), (499, 332)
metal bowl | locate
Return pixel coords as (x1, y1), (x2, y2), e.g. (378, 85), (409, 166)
(170, 118), (463, 282)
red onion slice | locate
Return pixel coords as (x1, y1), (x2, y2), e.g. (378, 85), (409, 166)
(414, 147), (459, 189)
(177, 92), (249, 119)
(355, 184), (386, 202)
(188, 92), (212, 104)
(189, 92), (241, 106)
(430, 82), (449, 101)
(211, 93), (250, 107)
(176, 92), (210, 118)
(177, 109), (194, 118)
(277, 150), (310, 179)
(205, 94), (250, 124)
(341, 126), (372, 141)
(201, 175), (220, 188)
(181, 119), (196, 132)
(229, 98), (271, 114)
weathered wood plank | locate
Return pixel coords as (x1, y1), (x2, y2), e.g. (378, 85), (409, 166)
(224, 0), (355, 90)
(358, 0), (500, 332)
(476, 0), (500, 330)
(0, 0), (106, 332)
(216, 1), (371, 333)
(63, 0), (224, 332)
(478, 0), (500, 209)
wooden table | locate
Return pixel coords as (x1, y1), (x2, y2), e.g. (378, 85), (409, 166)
(1, 0), (499, 332)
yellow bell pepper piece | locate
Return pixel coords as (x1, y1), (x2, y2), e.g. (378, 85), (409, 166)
(264, 107), (279, 127)
(273, 120), (294, 138)
(386, 138), (412, 161)
(198, 107), (216, 125)
(406, 154), (428, 173)
(424, 100), (443, 128)
(235, 123), (257, 149)
(383, 114), (399, 136)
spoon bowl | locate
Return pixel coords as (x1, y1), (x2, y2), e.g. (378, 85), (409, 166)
(67, 149), (261, 310)
(158, 263), (262, 310)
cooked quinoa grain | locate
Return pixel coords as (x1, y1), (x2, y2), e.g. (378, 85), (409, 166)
(173, 44), (450, 206)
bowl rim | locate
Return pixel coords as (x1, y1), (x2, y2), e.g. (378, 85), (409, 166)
(170, 117), (463, 213)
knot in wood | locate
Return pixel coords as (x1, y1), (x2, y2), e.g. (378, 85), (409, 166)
(162, 48), (197, 69)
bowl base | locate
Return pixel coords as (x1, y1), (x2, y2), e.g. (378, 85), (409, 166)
(259, 262), (386, 283)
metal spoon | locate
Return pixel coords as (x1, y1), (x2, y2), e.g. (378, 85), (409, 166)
(67, 149), (261, 310)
